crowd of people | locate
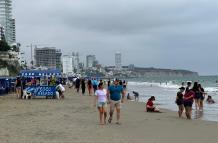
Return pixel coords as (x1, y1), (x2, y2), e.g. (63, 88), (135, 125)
(176, 81), (215, 119)
(70, 78), (126, 125)
(14, 75), (217, 122)
(71, 77), (218, 123)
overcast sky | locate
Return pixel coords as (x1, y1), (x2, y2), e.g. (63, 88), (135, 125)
(13, 0), (218, 75)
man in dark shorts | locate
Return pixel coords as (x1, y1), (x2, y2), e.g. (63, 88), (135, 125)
(107, 79), (125, 125)
(92, 78), (98, 93)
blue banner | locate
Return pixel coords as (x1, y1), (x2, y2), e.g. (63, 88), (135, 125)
(32, 86), (56, 96)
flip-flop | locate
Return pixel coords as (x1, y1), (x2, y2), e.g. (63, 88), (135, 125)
(115, 122), (121, 125)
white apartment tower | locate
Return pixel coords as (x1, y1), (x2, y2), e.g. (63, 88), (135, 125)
(72, 52), (80, 70)
(62, 55), (74, 74)
(86, 55), (96, 68)
(115, 52), (122, 70)
(0, 0), (16, 45)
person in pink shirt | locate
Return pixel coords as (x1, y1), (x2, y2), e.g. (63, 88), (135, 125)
(94, 83), (107, 125)
(183, 88), (195, 119)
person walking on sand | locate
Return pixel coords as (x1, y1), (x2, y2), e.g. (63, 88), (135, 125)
(92, 78), (99, 94)
(183, 87), (195, 119)
(94, 83), (107, 125)
(176, 87), (185, 118)
(107, 79), (125, 125)
(81, 79), (86, 95)
(75, 78), (80, 93)
(87, 79), (93, 96)
(15, 77), (22, 99)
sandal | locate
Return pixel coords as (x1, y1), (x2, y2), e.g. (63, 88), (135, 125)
(115, 122), (121, 125)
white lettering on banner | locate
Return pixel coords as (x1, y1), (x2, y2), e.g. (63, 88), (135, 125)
(34, 86), (55, 96)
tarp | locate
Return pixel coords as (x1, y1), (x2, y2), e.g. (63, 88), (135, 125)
(26, 86), (56, 96)
(0, 77), (15, 95)
(19, 69), (61, 78)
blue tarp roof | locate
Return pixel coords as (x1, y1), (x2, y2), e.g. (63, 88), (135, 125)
(19, 69), (61, 77)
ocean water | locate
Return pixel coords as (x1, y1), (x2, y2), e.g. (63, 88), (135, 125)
(126, 76), (218, 121)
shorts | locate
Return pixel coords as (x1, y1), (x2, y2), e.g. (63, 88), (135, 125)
(194, 93), (201, 100)
(184, 101), (193, 107)
(98, 102), (107, 108)
(176, 100), (184, 106)
(16, 87), (21, 90)
(147, 108), (155, 112)
(200, 95), (205, 101)
(93, 85), (97, 91)
(110, 100), (121, 110)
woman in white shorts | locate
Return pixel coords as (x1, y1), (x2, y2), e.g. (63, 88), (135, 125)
(94, 83), (107, 125)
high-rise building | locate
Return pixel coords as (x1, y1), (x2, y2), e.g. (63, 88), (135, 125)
(115, 52), (122, 70)
(34, 47), (62, 70)
(62, 55), (74, 74)
(0, 24), (5, 40)
(72, 52), (80, 71)
(9, 18), (15, 42)
(0, 0), (16, 45)
(86, 55), (96, 68)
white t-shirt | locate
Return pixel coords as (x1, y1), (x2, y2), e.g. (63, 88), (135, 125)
(57, 84), (65, 92)
(95, 89), (107, 103)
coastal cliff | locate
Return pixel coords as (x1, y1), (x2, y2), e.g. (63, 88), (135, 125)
(133, 67), (198, 77)
(112, 67), (198, 78)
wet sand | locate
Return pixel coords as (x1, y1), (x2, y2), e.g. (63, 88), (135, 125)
(0, 88), (218, 143)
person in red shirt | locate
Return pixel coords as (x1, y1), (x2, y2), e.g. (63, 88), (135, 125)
(146, 96), (160, 112)
(183, 88), (195, 119)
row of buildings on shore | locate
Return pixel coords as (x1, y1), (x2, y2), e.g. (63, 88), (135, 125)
(32, 47), (123, 76)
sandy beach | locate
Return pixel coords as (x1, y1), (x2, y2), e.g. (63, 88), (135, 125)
(0, 88), (218, 143)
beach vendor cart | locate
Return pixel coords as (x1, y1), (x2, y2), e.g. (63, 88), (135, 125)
(19, 69), (61, 99)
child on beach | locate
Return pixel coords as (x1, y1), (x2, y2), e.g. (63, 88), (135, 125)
(146, 96), (160, 112)
(176, 87), (185, 118)
(94, 83), (107, 125)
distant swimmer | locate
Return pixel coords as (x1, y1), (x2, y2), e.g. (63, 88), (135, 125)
(206, 96), (215, 104)
(132, 91), (139, 101)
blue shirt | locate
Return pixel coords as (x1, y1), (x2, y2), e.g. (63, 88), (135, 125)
(108, 85), (123, 101)
(92, 80), (98, 86)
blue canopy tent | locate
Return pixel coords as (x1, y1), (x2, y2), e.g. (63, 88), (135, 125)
(19, 69), (62, 78)
(0, 77), (15, 95)
(17, 70), (62, 97)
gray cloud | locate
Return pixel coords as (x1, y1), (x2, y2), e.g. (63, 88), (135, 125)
(13, 0), (218, 75)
